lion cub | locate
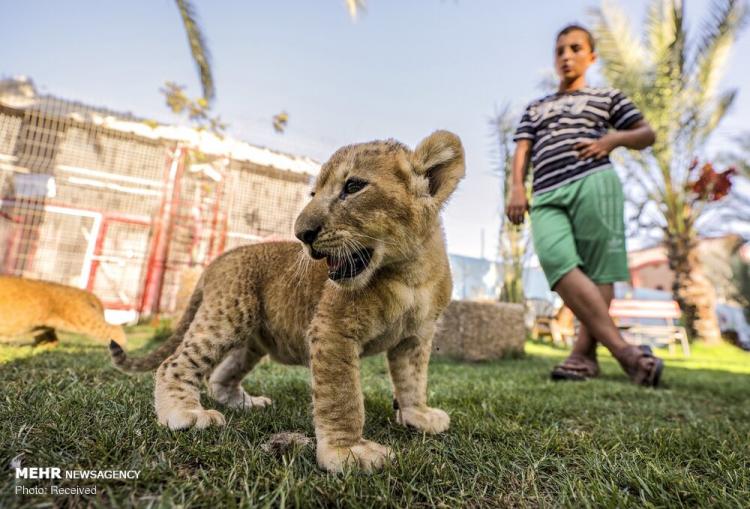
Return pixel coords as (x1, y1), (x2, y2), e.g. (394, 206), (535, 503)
(0, 275), (126, 345)
(111, 131), (465, 472)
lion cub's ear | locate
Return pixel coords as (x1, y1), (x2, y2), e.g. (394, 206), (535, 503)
(412, 130), (465, 206)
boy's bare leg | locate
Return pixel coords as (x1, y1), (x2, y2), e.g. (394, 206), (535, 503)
(552, 267), (663, 386)
(554, 269), (629, 356)
(569, 283), (614, 362)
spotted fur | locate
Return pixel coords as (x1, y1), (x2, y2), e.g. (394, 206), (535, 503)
(111, 130), (465, 473)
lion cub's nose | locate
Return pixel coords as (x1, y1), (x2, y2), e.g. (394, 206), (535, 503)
(295, 225), (321, 245)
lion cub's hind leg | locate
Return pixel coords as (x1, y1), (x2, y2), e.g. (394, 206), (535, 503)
(207, 342), (272, 411)
(32, 327), (59, 346)
(154, 306), (244, 430)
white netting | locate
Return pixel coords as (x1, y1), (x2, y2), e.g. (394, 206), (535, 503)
(0, 77), (318, 317)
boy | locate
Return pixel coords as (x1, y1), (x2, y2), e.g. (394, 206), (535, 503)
(507, 24), (663, 386)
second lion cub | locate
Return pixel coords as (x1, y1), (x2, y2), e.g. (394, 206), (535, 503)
(112, 130), (465, 472)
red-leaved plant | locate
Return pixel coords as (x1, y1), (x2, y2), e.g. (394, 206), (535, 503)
(686, 159), (736, 202)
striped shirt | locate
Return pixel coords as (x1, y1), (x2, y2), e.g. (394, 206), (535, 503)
(514, 87), (643, 195)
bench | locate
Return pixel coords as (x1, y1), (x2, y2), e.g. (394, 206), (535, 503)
(609, 299), (690, 356)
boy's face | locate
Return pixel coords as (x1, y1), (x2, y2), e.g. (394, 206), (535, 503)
(555, 30), (596, 82)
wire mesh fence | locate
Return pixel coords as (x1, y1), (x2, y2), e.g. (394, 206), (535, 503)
(0, 78), (318, 321)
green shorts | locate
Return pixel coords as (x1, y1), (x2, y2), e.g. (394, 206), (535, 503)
(530, 167), (630, 289)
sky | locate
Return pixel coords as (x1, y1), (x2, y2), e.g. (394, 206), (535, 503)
(2, 0), (749, 259)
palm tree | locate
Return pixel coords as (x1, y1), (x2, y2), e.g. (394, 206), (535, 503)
(590, 0), (748, 342)
(491, 105), (532, 304)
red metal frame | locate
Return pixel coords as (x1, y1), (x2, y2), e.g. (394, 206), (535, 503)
(138, 147), (177, 315)
(206, 166), (226, 261)
(2, 145), (240, 319)
(86, 215), (151, 299)
(1, 210), (23, 273)
(138, 146), (186, 316)
(86, 220), (109, 291)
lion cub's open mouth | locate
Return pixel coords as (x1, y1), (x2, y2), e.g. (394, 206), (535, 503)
(326, 248), (373, 281)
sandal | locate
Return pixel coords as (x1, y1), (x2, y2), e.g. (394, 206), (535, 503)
(550, 354), (600, 381)
(617, 345), (664, 387)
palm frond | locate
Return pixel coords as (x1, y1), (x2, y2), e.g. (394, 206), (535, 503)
(640, 0), (687, 159)
(175, 0), (215, 102)
(681, 0), (746, 153)
(689, 0), (747, 106)
(734, 133), (750, 178)
(715, 132), (750, 177)
(272, 111), (289, 134)
(704, 88), (738, 139)
(646, 0), (685, 89)
(344, 0), (366, 20)
(489, 104), (517, 181)
(588, 2), (648, 97)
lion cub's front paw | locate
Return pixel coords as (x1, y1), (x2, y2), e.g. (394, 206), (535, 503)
(397, 406), (450, 434)
(316, 439), (393, 473)
(157, 408), (226, 430)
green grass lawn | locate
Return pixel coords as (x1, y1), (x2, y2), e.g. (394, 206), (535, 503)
(1, 328), (749, 508)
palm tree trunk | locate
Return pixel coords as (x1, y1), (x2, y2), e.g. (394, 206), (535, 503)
(665, 207), (722, 344)
(499, 225), (525, 303)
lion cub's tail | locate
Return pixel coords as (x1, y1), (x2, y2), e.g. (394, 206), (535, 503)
(110, 279), (203, 373)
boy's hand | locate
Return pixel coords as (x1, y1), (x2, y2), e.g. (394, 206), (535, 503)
(506, 184), (528, 225)
(574, 134), (617, 160)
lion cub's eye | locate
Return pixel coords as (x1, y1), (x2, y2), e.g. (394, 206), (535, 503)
(341, 178), (368, 198)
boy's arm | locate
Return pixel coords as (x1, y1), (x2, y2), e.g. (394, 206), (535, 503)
(506, 139), (532, 225)
(575, 120), (656, 160)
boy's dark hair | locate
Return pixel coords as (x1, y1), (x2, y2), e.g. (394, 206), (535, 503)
(557, 24), (596, 52)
